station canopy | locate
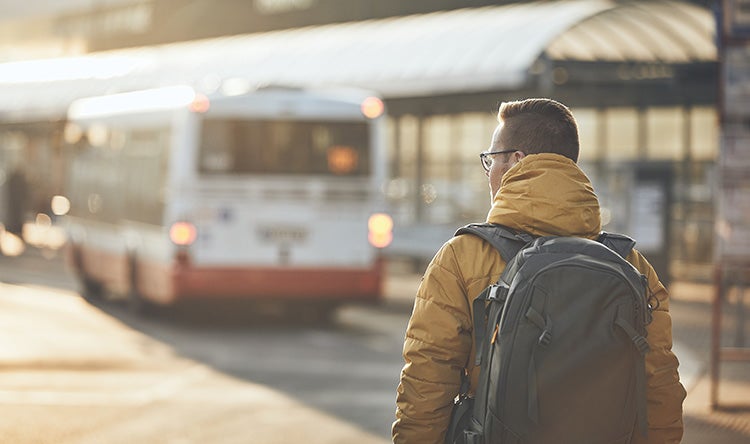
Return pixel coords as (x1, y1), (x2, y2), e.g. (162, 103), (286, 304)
(0, 0), (716, 120)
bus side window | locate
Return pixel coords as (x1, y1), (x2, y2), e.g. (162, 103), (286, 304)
(199, 120), (233, 173)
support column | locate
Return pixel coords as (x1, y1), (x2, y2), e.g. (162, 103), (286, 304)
(414, 116), (424, 222)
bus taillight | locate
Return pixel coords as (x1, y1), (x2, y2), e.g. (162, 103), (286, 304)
(190, 93), (210, 113)
(170, 222), (197, 246)
(361, 96), (384, 119)
(368, 213), (393, 249)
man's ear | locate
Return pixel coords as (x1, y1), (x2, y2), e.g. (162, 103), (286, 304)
(513, 151), (526, 162)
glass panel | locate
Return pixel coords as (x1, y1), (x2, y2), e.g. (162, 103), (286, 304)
(398, 115), (419, 177)
(120, 129), (169, 225)
(458, 113), (496, 220)
(66, 127), (169, 226)
(66, 138), (117, 223)
(571, 108), (598, 161)
(424, 115), (452, 164)
(646, 107), (682, 160)
(691, 106), (719, 161)
(605, 108), (638, 161)
(198, 119), (370, 176)
(459, 113), (496, 161)
(423, 115), (455, 223)
(386, 116), (397, 175)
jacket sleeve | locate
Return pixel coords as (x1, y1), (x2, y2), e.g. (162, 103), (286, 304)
(392, 242), (474, 444)
(629, 250), (687, 444)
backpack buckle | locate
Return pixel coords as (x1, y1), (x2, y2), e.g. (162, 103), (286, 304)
(488, 283), (509, 302)
(633, 335), (650, 354)
(538, 329), (552, 346)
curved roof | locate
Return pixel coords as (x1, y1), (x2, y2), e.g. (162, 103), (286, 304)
(546, 1), (715, 62)
(0, 0), (716, 120)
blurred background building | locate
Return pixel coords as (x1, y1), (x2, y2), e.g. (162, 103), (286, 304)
(0, 0), (720, 284)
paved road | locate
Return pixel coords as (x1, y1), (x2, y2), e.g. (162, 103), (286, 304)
(0, 250), (408, 443)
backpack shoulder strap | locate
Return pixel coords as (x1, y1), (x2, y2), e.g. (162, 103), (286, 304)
(455, 223), (533, 263)
(597, 231), (636, 259)
(455, 224), (532, 372)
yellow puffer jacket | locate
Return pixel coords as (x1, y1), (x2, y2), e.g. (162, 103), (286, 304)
(393, 154), (686, 444)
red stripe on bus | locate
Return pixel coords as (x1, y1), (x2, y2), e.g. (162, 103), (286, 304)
(69, 244), (384, 305)
(170, 258), (384, 303)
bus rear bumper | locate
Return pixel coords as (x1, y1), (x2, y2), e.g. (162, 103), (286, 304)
(169, 260), (384, 304)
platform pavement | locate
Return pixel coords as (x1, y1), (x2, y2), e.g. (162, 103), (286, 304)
(3, 248), (748, 442)
(383, 267), (750, 443)
(0, 248), (395, 444)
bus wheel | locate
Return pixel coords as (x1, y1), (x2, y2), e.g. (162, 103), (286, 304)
(71, 245), (102, 301)
(79, 276), (103, 301)
(127, 255), (153, 314)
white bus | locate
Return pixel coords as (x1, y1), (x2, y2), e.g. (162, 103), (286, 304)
(63, 85), (392, 316)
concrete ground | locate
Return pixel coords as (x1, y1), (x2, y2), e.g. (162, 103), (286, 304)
(3, 246), (749, 443)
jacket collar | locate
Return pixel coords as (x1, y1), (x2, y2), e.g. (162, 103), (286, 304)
(486, 153), (602, 239)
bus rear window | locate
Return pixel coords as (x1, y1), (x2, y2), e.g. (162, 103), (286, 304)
(198, 119), (371, 176)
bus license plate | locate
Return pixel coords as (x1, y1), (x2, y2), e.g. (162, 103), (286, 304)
(258, 226), (308, 243)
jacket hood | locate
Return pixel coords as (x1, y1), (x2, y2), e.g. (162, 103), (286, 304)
(486, 153), (602, 238)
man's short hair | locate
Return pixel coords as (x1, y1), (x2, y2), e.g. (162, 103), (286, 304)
(497, 98), (580, 162)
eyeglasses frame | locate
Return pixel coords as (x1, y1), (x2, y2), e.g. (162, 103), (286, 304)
(479, 149), (518, 172)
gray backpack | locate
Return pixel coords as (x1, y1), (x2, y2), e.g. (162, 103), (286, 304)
(453, 223), (652, 444)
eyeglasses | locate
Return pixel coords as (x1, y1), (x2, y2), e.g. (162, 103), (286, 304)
(479, 149), (517, 172)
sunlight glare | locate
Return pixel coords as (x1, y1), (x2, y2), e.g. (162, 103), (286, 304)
(0, 225), (25, 257)
(69, 85), (197, 119)
(0, 56), (143, 84)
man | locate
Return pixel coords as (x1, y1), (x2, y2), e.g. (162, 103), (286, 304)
(392, 98), (686, 443)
